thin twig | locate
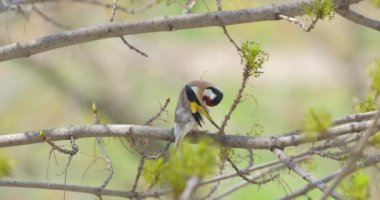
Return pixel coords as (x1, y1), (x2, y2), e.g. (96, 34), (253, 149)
(183, 0), (196, 14)
(32, 5), (70, 29)
(92, 103), (113, 189)
(145, 98), (170, 126)
(180, 176), (200, 200)
(211, 162), (284, 200)
(278, 14), (309, 31)
(226, 156), (277, 185)
(119, 36), (148, 57)
(106, 0), (148, 58)
(131, 157), (145, 193)
(109, 0), (118, 22)
(0, 179), (171, 198)
(95, 137), (113, 189)
(128, 98), (171, 194)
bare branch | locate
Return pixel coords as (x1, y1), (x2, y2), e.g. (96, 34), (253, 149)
(280, 155), (380, 200)
(336, 7), (380, 31)
(180, 176), (200, 200)
(225, 156), (277, 185)
(95, 137), (113, 189)
(109, 0), (118, 22)
(0, 179), (170, 198)
(278, 14), (310, 31)
(320, 109), (380, 200)
(183, 0), (196, 14)
(130, 157), (144, 193)
(0, 0), (365, 62)
(92, 104), (113, 189)
(0, 114), (379, 149)
(32, 5), (70, 29)
(119, 36), (148, 57)
(272, 148), (344, 200)
(145, 98), (170, 126)
(211, 161), (285, 200)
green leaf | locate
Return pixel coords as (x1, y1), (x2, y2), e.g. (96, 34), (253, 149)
(0, 153), (12, 177)
(302, 0), (335, 20)
(92, 102), (97, 113)
(341, 170), (369, 200)
(369, 131), (380, 148)
(142, 158), (164, 185)
(164, 139), (218, 192)
(39, 130), (45, 137)
(354, 95), (376, 113)
(142, 139), (219, 193)
(241, 41), (268, 77)
(368, 58), (380, 95)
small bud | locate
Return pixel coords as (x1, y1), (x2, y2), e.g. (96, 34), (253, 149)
(92, 102), (97, 113)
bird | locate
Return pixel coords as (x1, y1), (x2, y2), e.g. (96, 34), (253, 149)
(174, 80), (223, 148)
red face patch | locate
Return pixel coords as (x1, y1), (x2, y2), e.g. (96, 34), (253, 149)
(203, 96), (215, 107)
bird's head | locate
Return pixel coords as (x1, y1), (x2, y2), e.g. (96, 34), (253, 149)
(184, 80), (223, 128)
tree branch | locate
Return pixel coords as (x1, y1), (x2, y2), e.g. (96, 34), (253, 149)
(320, 109), (380, 200)
(0, 111), (379, 149)
(279, 155), (380, 200)
(0, 0), (364, 62)
(272, 148), (343, 200)
(336, 7), (380, 31)
(0, 179), (170, 198)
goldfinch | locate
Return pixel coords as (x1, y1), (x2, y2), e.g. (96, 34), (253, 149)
(174, 80), (223, 148)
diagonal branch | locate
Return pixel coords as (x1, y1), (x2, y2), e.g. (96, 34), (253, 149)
(279, 155), (380, 200)
(0, 0), (364, 62)
(320, 109), (380, 200)
(336, 7), (380, 31)
(272, 148), (344, 200)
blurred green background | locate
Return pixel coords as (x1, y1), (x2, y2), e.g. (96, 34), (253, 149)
(0, 0), (379, 199)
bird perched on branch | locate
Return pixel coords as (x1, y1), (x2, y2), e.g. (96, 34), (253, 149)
(174, 80), (223, 148)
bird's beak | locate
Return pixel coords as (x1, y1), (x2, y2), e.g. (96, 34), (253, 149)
(196, 104), (220, 129)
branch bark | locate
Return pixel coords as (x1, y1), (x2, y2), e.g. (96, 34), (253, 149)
(0, 179), (170, 198)
(272, 148), (343, 200)
(0, 0), (364, 62)
(0, 111), (378, 149)
(336, 7), (380, 31)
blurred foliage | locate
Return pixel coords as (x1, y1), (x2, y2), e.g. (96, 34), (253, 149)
(302, 108), (332, 138)
(369, 131), (380, 147)
(0, 152), (12, 177)
(143, 139), (218, 193)
(354, 58), (380, 112)
(241, 41), (268, 77)
(368, 58), (380, 95)
(354, 94), (376, 113)
(370, 0), (380, 7)
(302, 0), (335, 20)
(341, 170), (370, 200)
(246, 123), (264, 136)
(142, 157), (164, 184)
